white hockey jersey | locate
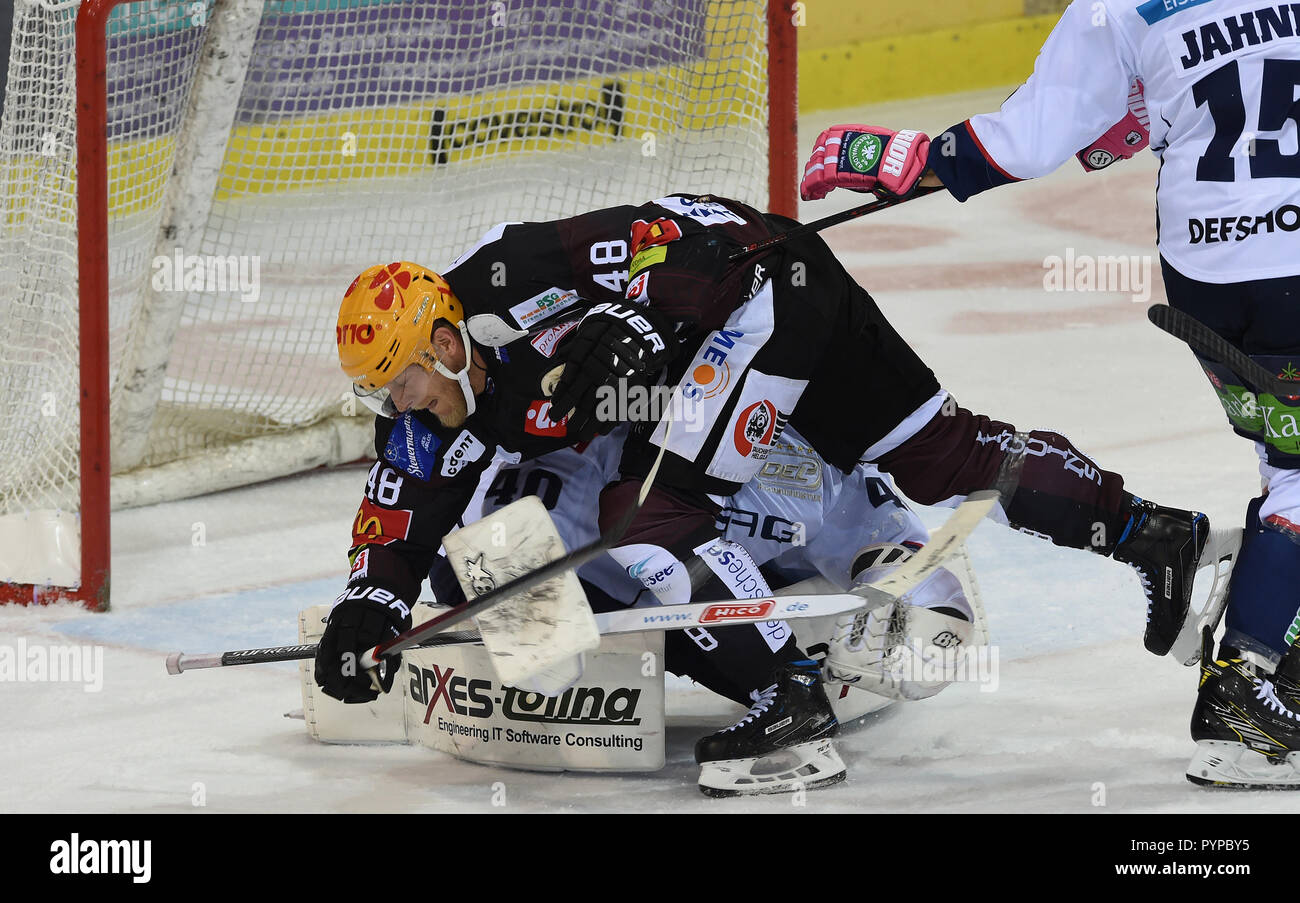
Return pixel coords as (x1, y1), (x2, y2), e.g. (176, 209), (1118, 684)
(933, 0), (1300, 283)
(466, 424), (930, 604)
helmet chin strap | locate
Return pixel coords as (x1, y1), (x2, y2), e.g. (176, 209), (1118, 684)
(431, 319), (477, 417)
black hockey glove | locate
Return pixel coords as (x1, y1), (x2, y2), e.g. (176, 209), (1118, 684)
(549, 302), (676, 440)
(314, 590), (412, 703)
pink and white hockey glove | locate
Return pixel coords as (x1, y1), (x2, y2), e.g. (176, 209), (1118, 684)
(1076, 79), (1151, 172)
(801, 125), (931, 201)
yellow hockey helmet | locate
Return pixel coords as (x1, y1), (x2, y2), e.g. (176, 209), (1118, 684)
(336, 261), (464, 392)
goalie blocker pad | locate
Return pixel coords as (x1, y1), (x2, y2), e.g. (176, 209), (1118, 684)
(441, 496), (601, 695)
(299, 603), (666, 772)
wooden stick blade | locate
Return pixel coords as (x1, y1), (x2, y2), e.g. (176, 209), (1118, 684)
(856, 490), (999, 605)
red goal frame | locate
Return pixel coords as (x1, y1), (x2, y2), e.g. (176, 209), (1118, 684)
(0, 0), (797, 612)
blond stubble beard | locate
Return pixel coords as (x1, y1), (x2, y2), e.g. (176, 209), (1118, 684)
(431, 391), (469, 429)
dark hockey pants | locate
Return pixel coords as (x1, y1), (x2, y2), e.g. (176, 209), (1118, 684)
(1161, 259), (1300, 660)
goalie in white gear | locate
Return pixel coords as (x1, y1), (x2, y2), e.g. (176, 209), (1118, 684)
(449, 423), (983, 796)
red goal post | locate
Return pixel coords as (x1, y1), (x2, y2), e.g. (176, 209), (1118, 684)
(0, 0), (798, 611)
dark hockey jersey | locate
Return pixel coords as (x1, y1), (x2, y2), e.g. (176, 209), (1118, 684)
(343, 194), (783, 610)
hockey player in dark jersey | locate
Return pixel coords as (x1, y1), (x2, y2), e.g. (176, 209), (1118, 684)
(317, 193), (1209, 795)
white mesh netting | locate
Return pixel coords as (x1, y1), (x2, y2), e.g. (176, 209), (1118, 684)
(0, 0), (774, 582)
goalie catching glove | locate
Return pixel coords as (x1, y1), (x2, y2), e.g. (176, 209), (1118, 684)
(826, 543), (975, 701)
(548, 302), (676, 439)
(314, 588), (413, 703)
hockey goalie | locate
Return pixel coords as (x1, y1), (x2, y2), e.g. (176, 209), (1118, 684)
(311, 407), (988, 795)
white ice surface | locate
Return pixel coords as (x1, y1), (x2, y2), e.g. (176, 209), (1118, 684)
(2, 87), (1293, 814)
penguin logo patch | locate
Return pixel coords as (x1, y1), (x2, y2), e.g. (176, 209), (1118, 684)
(734, 400), (778, 457)
(464, 552), (497, 596)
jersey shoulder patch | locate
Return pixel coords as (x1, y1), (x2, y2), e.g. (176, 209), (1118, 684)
(440, 429), (489, 478)
(383, 413), (443, 479)
(652, 195), (747, 226)
(508, 286), (581, 329)
(383, 414), (491, 482)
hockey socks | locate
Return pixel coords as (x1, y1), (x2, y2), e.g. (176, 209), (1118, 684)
(873, 400), (1129, 552)
(1221, 495), (1300, 666)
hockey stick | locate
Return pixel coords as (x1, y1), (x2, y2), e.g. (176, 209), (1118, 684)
(854, 489), (1000, 607)
(1148, 304), (1300, 399)
(168, 418), (671, 679)
(165, 593), (866, 673)
(166, 491), (999, 673)
(351, 421), (673, 675)
(726, 185), (945, 263)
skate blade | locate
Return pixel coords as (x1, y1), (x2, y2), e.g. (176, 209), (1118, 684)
(697, 739), (846, 797)
(1169, 528), (1242, 667)
(699, 770), (846, 798)
(1186, 739), (1300, 790)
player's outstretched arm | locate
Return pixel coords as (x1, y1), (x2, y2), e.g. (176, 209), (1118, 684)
(803, 0), (1138, 203)
(921, 0), (1135, 200)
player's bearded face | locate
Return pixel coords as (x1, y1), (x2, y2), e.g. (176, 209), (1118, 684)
(387, 362), (469, 427)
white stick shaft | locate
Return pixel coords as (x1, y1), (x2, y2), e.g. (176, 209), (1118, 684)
(594, 592), (864, 634)
(167, 492), (998, 674)
(166, 652), (224, 674)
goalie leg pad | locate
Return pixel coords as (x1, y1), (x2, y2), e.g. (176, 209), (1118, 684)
(826, 602), (975, 700)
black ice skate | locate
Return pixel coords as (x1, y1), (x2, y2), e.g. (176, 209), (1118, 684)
(694, 660), (845, 797)
(1187, 640), (1300, 790)
(1111, 496), (1209, 656)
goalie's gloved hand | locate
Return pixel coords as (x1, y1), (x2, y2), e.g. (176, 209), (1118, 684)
(314, 591), (412, 703)
(549, 302), (676, 440)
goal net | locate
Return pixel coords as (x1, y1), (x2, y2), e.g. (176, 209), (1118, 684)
(0, 0), (795, 608)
